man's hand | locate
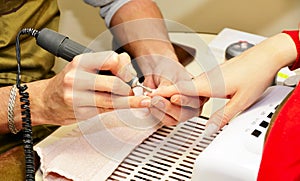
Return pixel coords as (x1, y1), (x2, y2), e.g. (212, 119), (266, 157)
(34, 52), (151, 125)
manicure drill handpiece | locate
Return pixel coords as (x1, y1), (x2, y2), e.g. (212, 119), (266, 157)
(36, 28), (151, 91)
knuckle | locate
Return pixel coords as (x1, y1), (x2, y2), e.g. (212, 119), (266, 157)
(71, 56), (81, 68)
(128, 97), (139, 108)
(97, 96), (112, 108)
(63, 91), (73, 105)
(63, 71), (75, 86)
(109, 51), (119, 65)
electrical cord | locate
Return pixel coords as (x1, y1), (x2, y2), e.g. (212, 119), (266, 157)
(15, 28), (40, 181)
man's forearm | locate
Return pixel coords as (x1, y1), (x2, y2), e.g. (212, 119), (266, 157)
(0, 81), (49, 134)
(109, 0), (178, 61)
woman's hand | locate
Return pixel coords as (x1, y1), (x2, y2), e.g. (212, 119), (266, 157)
(149, 95), (209, 126)
(153, 32), (298, 134)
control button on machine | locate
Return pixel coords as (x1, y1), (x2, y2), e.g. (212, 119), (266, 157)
(259, 121), (269, 128)
(251, 129), (262, 137)
(225, 41), (255, 60)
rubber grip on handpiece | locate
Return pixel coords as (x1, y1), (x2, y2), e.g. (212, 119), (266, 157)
(36, 28), (93, 62)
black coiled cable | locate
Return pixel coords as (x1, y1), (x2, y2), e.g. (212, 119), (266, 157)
(16, 28), (40, 181)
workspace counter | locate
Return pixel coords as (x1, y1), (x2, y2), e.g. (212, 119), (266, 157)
(35, 32), (221, 180)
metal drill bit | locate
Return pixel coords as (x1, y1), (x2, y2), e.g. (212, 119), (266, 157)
(128, 77), (153, 93)
(136, 81), (153, 93)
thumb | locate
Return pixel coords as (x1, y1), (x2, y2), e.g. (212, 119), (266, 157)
(115, 53), (137, 82)
(203, 94), (247, 137)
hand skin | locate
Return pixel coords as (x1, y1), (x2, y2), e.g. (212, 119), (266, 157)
(149, 95), (209, 126)
(152, 32), (298, 131)
(0, 52), (151, 134)
(110, 0), (204, 125)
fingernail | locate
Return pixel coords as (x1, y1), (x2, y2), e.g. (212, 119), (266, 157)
(140, 98), (151, 107)
(151, 89), (157, 94)
(145, 89), (157, 97)
(170, 96), (179, 103)
(203, 123), (219, 137)
(133, 87), (143, 96)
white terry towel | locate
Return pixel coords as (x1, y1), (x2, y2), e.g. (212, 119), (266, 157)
(34, 88), (161, 181)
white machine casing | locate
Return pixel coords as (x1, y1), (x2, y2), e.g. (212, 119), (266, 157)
(192, 86), (293, 180)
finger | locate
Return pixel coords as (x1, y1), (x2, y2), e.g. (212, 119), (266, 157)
(143, 75), (157, 89)
(74, 51), (118, 72)
(73, 91), (151, 109)
(143, 75), (173, 90)
(158, 77), (173, 87)
(150, 84), (179, 97)
(170, 94), (204, 108)
(152, 62), (226, 98)
(69, 70), (132, 95)
(176, 74), (216, 97)
(151, 75), (208, 98)
(149, 107), (178, 126)
(95, 74), (132, 95)
(114, 53), (137, 82)
(203, 93), (251, 136)
(151, 96), (199, 123)
(74, 52), (137, 82)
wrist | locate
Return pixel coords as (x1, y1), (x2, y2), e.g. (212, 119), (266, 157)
(26, 80), (49, 126)
(255, 33), (298, 72)
(129, 40), (178, 61)
(7, 85), (22, 134)
(130, 40), (179, 72)
(282, 30), (300, 70)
